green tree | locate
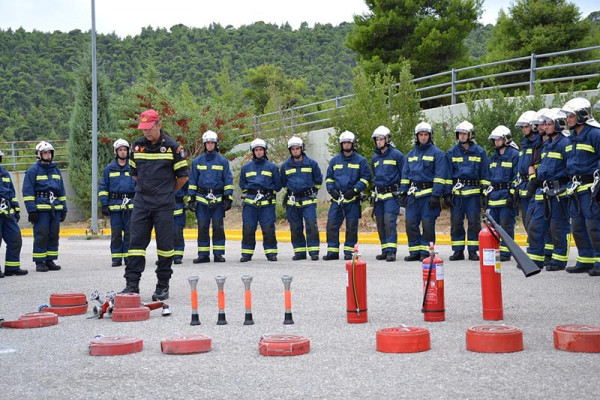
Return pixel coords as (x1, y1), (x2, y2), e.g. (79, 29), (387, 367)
(346, 0), (482, 78)
(67, 54), (115, 219)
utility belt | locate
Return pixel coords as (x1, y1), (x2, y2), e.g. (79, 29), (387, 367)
(409, 181), (434, 190)
(452, 179), (480, 186)
(197, 188), (224, 195)
(569, 175), (595, 185)
(543, 177), (569, 190)
(491, 182), (511, 190)
(35, 191), (58, 198)
(374, 184), (399, 194)
(289, 188), (315, 198)
(244, 189), (275, 205)
(109, 192), (135, 200)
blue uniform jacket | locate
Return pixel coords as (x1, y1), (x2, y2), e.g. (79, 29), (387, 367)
(517, 134), (541, 197)
(239, 157), (282, 206)
(371, 146), (405, 200)
(445, 142), (489, 197)
(99, 159), (136, 211)
(400, 142), (448, 198)
(487, 147), (519, 207)
(537, 134), (569, 183)
(325, 151), (371, 202)
(281, 154), (323, 207)
(188, 152), (234, 205)
(0, 166), (20, 217)
(565, 124), (600, 193)
(22, 160), (67, 213)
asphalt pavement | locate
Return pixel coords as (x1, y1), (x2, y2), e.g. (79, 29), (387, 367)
(0, 237), (598, 399)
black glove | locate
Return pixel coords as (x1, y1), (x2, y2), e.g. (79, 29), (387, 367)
(223, 197), (232, 211)
(429, 196), (441, 209)
(506, 194), (515, 208)
(60, 211), (67, 222)
(101, 205), (110, 216)
(187, 200), (197, 212)
(399, 193), (407, 207)
(28, 211), (38, 224)
(14, 211), (20, 222)
(343, 188), (357, 200)
(329, 189), (341, 201)
(480, 194), (487, 209)
(443, 194), (452, 208)
(526, 178), (541, 198)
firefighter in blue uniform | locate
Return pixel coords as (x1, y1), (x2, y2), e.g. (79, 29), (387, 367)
(172, 181), (188, 264)
(239, 138), (282, 262)
(22, 141), (67, 272)
(562, 97), (600, 276)
(526, 108), (571, 271)
(121, 110), (189, 300)
(370, 126), (404, 262)
(515, 110), (541, 231)
(399, 122), (449, 262)
(281, 136), (323, 261)
(0, 150), (27, 277)
(99, 139), (136, 267)
(188, 130), (233, 263)
(446, 121), (489, 261)
(484, 126), (519, 261)
(323, 131), (371, 261)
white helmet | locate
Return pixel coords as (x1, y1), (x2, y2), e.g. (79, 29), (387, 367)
(202, 130), (218, 143)
(287, 136), (303, 149)
(113, 138), (129, 152)
(250, 138), (267, 151)
(561, 97), (592, 127)
(35, 141), (55, 159)
(541, 108), (567, 134)
(532, 108), (550, 126)
(489, 125), (517, 149)
(372, 125), (392, 145)
(455, 120), (474, 141)
(414, 121), (433, 144)
(339, 130), (356, 143)
(515, 110), (537, 127)
(0, 149), (3, 162)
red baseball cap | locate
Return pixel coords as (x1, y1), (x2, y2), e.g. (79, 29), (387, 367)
(137, 109), (160, 129)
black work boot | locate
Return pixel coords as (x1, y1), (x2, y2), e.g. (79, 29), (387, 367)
(386, 253), (396, 262)
(344, 254), (353, 261)
(152, 280), (170, 301)
(111, 259), (122, 267)
(566, 265), (590, 273)
(267, 255), (278, 262)
(36, 262), (49, 272)
(193, 256), (210, 264)
(546, 264), (566, 272)
(375, 253), (387, 260)
(0, 269), (4, 278)
(214, 255), (225, 263)
(4, 268), (28, 276)
(173, 258), (183, 265)
(46, 260), (61, 271)
(322, 253), (339, 261)
(119, 281), (139, 294)
(468, 251), (480, 261)
(310, 254), (319, 261)
(404, 253), (420, 262)
(419, 254), (428, 262)
(449, 251), (464, 261)
(292, 253), (307, 261)
(587, 267), (600, 276)
(240, 256), (252, 262)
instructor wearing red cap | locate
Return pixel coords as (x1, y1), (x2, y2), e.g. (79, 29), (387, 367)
(120, 110), (188, 300)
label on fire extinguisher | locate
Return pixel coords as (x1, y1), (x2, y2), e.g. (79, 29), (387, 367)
(482, 249), (496, 266)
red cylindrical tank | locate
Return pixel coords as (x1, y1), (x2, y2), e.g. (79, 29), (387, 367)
(346, 246), (367, 323)
(479, 225), (503, 320)
(421, 252), (445, 322)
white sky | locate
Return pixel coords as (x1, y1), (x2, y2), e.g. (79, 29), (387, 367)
(0, 0), (597, 37)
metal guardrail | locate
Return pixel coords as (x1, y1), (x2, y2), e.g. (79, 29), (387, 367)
(251, 46), (600, 135)
(0, 140), (69, 171)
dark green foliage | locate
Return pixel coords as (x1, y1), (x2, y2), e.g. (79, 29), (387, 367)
(464, 24), (494, 60)
(67, 52), (115, 218)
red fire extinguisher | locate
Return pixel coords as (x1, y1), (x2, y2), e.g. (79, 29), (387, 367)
(346, 245), (367, 323)
(478, 220), (503, 320)
(421, 242), (445, 322)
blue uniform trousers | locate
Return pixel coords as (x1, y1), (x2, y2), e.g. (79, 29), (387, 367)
(32, 211), (60, 262)
(110, 210), (131, 263)
(0, 215), (22, 270)
(374, 197), (400, 254)
(569, 190), (600, 270)
(287, 203), (319, 256)
(241, 204), (277, 258)
(326, 201), (361, 256)
(196, 203), (225, 257)
(527, 194), (570, 268)
(450, 195), (481, 252)
(405, 196), (441, 257)
(173, 205), (186, 260)
(488, 206), (516, 258)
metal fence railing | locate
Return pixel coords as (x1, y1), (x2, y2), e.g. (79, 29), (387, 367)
(251, 46), (600, 136)
(0, 140), (69, 171)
